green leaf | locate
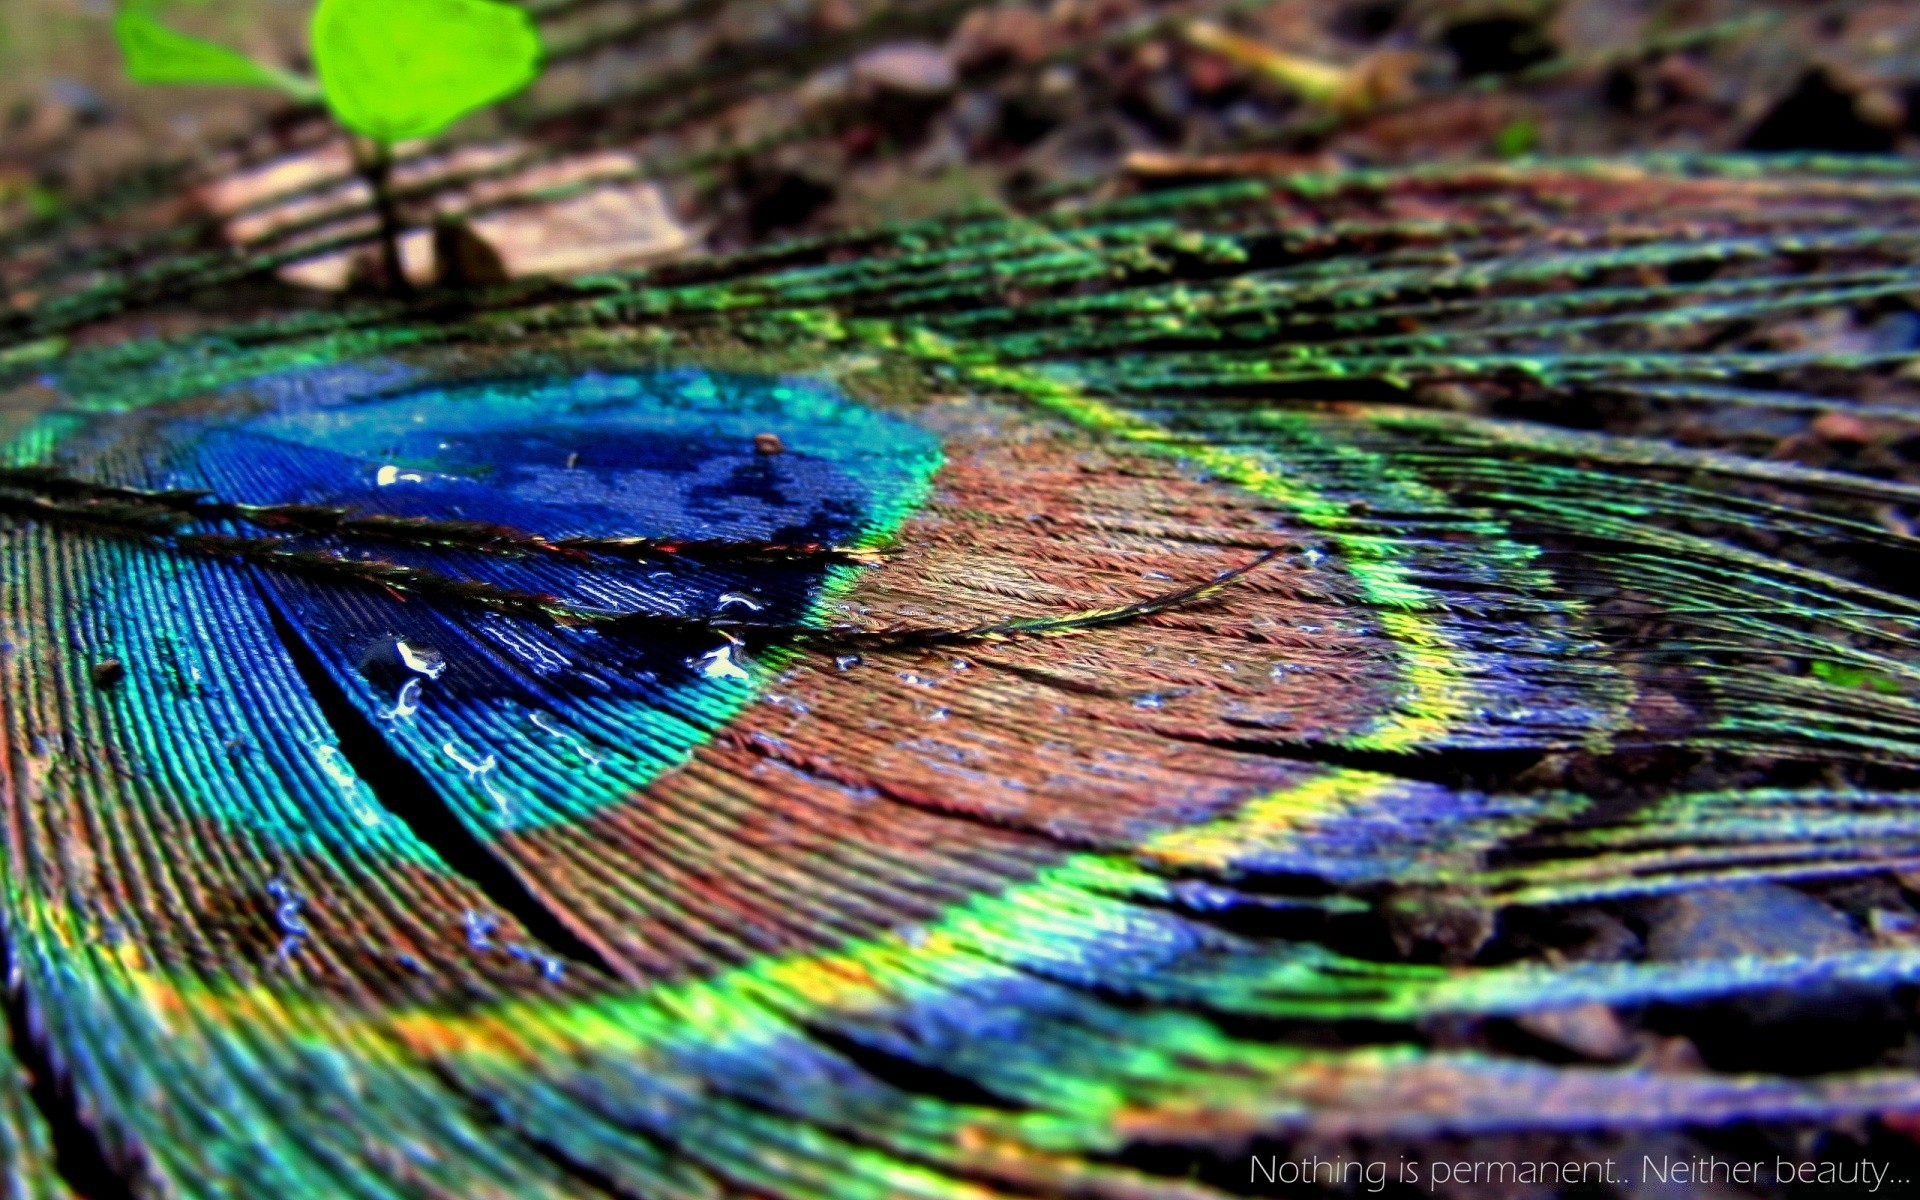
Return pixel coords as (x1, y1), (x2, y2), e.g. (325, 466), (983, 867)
(113, 6), (309, 95)
(1810, 660), (1905, 695)
(1492, 118), (1541, 160)
(311, 0), (543, 145)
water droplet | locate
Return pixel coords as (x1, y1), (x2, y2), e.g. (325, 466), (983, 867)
(716, 591), (765, 613)
(506, 943), (568, 981)
(442, 742), (511, 817)
(761, 692), (811, 716)
(264, 879), (308, 938)
(313, 743), (384, 826)
(462, 910), (499, 951)
(898, 672), (935, 687)
(1133, 693), (1166, 709)
(694, 643), (751, 681)
(380, 677), (423, 723)
(397, 641), (447, 680)
(530, 712), (603, 767)
(1143, 571), (1174, 581)
(835, 654), (862, 671)
(927, 707), (950, 721)
(950, 658), (972, 671)
(376, 465), (425, 487)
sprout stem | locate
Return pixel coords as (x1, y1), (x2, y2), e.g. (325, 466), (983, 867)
(353, 137), (411, 294)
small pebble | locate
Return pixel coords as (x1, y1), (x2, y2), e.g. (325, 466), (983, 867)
(1811, 411), (1871, 445)
(852, 42), (957, 97)
(754, 432), (787, 455)
(1513, 1002), (1633, 1061)
(1635, 1034), (1707, 1074)
(1646, 884), (1866, 962)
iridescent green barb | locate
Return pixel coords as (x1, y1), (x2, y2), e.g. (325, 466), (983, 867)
(5, 38), (1920, 1200)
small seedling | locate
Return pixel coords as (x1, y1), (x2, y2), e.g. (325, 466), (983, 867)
(115, 0), (543, 291)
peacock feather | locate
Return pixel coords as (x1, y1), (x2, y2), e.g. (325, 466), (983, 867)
(5, 5), (1920, 1191)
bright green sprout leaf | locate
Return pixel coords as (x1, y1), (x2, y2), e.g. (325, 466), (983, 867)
(311, 0), (543, 145)
(113, 6), (316, 98)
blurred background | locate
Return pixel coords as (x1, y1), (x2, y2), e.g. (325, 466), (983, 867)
(3, 0), (1919, 243)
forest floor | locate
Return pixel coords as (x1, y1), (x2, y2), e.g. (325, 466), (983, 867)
(4, 4), (1919, 182)
(10, 0), (1920, 483)
(10, 2), (1920, 218)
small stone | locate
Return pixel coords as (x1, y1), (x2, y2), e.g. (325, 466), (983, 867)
(90, 658), (125, 690)
(1646, 883), (1866, 963)
(1513, 1002), (1634, 1061)
(1384, 885), (1495, 963)
(1855, 87), (1907, 130)
(852, 42), (957, 97)
(1413, 381), (1483, 412)
(1812, 410), (1873, 444)
(1650, 53), (1714, 104)
(1635, 1034), (1707, 1074)
(753, 432), (787, 456)
(1557, 909), (1643, 962)
(448, 179), (695, 281)
(950, 5), (1057, 72)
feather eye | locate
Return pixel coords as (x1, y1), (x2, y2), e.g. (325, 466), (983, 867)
(6, 159), (1920, 1195)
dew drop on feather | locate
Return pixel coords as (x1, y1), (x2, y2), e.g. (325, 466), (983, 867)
(380, 677), (423, 723)
(397, 641), (447, 680)
(694, 644), (751, 680)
